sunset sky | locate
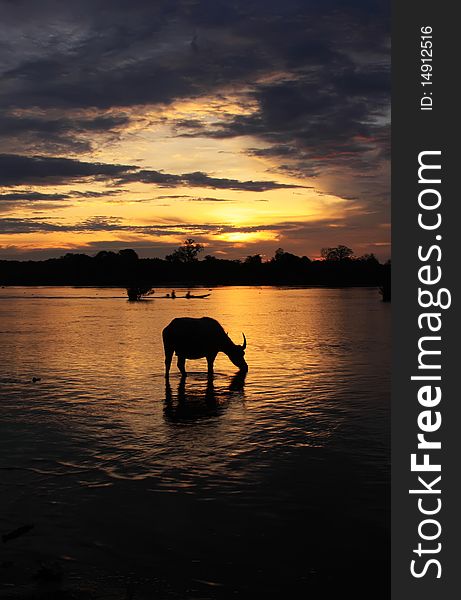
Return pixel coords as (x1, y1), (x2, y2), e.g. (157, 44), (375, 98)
(0, 0), (390, 261)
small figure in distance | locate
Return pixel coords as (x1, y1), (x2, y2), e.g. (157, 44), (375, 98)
(185, 290), (191, 299)
(171, 290), (176, 299)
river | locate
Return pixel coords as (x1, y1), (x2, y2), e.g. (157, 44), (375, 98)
(0, 286), (390, 598)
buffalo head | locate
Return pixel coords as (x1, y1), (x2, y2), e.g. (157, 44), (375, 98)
(227, 333), (248, 372)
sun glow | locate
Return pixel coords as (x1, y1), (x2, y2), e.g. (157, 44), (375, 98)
(215, 231), (276, 244)
(0, 92), (388, 261)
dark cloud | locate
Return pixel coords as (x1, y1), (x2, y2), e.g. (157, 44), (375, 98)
(0, 0), (390, 253)
(0, 214), (375, 238)
(0, 154), (302, 191)
(120, 169), (301, 191)
(0, 112), (130, 153)
(179, 73), (389, 183)
(0, 188), (125, 212)
(69, 190), (124, 198)
(0, 191), (70, 201)
(0, 0), (266, 114)
(0, 190), (121, 200)
(0, 217), (66, 233)
(0, 154), (135, 186)
(0, 213), (278, 235)
(0, 190), (66, 213)
(0, 215), (283, 236)
(0, 1), (390, 186)
(156, 195), (234, 202)
(0, 2), (389, 114)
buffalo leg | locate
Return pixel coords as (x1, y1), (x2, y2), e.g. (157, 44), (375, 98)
(177, 355), (187, 377)
(164, 347), (173, 378)
(206, 353), (217, 376)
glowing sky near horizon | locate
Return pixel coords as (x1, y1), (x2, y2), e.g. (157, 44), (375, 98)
(0, 0), (390, 261)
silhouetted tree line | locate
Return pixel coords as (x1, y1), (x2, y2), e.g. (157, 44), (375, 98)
(0, 240), (391, 288)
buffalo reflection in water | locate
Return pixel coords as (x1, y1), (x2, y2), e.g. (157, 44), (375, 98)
(164, 371), (246, 424)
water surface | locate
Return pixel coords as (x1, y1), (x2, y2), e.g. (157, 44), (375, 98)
(0, 286), (390, 598)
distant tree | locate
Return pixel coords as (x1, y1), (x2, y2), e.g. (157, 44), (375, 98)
(94, 250), (118, 260)
(271, 248), (308, 264)
(273, 248), (285, 261)
(118, 249), (139, 261)
(0, 242), (388, 287)
(62, 253), (90, 261)
(321, 245), (354, 261)
(358, 253), (379, 264)
(379, 258), (391, 301)
(244, 254), (262, 265)
(126, 285), (154, 301)
(166, 239), (204, 263)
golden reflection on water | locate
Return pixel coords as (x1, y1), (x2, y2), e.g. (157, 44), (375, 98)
(0, 286), (389, 481)
(0, 286), (390, 595)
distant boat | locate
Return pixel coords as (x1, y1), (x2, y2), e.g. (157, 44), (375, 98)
(126, 286), (211, 300)
(182, 293), (211, 299)
(160, 293), (211, 299)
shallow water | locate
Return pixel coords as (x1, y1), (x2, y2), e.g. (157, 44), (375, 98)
(0, 286), (390, 598)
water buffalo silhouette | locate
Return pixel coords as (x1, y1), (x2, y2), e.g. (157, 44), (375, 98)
(162, 317), (248, 378)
